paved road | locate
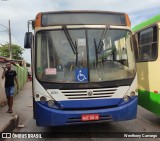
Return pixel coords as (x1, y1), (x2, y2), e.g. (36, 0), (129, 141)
(5, 82), (160, 141)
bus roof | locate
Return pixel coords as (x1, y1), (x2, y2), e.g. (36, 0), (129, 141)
(34, 10), (131, 28)
(132, 14), (160, 32)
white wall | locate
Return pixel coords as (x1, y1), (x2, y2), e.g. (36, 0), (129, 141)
(0, 63), (7, 106)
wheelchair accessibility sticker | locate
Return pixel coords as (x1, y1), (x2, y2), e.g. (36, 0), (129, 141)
(75, 68), (88, 82)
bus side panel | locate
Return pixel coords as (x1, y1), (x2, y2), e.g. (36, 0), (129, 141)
(139, 90), (160, 116)
(137, 60), (160, 116)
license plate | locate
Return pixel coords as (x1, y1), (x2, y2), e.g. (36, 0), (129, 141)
(81, 114), (99, 121)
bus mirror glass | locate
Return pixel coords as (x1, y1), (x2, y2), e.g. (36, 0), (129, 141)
(24, 32), (33, 49)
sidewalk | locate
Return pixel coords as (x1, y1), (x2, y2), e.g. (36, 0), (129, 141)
(0, 81), (32, 133)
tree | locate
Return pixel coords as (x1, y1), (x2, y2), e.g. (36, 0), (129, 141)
(0, 43), (24, 60)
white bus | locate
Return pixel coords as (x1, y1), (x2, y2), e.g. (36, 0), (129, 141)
(24, 11), (137, 126)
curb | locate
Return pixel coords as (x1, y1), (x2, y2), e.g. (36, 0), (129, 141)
(2, 114), (19, 132)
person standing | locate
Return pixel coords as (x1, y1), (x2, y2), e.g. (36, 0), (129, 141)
(1, 62), (19, 113)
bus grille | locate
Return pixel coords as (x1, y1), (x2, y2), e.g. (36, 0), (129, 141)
(61, 87), (118, 99)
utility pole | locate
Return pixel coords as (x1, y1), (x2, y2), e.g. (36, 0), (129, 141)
(8, 20), (12, 59)
(0, 20), (12, 59)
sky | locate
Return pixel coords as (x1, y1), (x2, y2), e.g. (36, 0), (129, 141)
(0, 0), (160, 63)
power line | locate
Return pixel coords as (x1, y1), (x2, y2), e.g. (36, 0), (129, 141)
(0, 27), (23, 47)
(0, 21), (12, 59)
(0, 30), (7, 32)
(11, 33), (23, 47)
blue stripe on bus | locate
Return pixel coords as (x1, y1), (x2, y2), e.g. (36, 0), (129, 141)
(35, 97), (138, 126)
(58, 98), (121, 109)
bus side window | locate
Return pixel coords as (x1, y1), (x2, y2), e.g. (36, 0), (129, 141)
(137, 26), (158, 62)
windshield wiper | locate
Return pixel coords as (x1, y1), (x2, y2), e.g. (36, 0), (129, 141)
(62, 25), (77, 54)
(94, 25), (110, 72)
(97, 25), (110, 53)
(94, 25), (110, 64)
(62, 25), (78, 67)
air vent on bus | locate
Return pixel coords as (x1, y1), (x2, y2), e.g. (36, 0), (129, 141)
(61, 87), (118, 100)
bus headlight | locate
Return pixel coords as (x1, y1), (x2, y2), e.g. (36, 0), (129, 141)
(40, 96), (47, 101)
(48, 100), (55, 108)
(36, 94), (39, 98)
(130, 91), (136, 97)
(123, 95), (129, 102)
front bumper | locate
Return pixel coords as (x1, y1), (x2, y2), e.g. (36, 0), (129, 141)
(35, 97), (138, 126)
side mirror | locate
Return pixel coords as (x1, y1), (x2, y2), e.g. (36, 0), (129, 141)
(24, 32), (33, 49)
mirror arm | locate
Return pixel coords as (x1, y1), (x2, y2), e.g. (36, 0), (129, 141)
(28, 20), (34, 32)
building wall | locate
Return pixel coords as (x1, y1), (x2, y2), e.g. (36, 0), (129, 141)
(0, 63), (6, 106)
(0, 62), (28, 106)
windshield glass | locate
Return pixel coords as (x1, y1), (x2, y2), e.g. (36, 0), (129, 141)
(36, 27), (135, 83)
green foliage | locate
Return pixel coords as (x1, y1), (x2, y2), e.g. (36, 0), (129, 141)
(0, 43), (24, 60)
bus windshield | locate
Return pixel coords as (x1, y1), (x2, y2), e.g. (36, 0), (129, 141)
(36, 27), (135, 83)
